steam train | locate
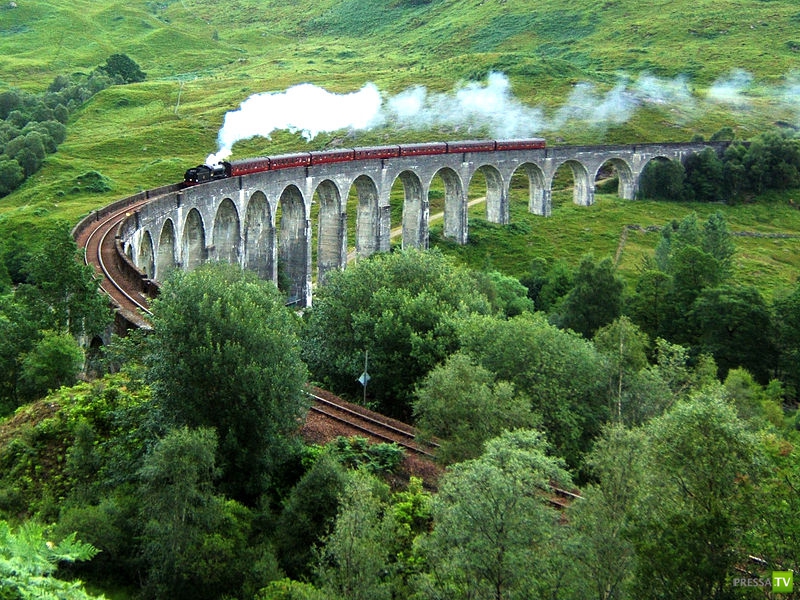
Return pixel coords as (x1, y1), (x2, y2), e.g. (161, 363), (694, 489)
(183, 138), (546, 186)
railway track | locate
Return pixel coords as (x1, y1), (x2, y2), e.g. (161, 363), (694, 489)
(307, 390), (440, 459)
(75, 198), (153, 328)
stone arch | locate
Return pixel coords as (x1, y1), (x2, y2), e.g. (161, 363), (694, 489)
(212, 198), (241, 264)
(277, 184), (308, 304)
(352, 175), (380, 258)
(138, 230), (155, 278)
(594, 158), (636, 200)
(470, 164), (506, 224)
(551, 159), (594, 206)
(314, 179), (345, 283)
(181, 208), (206, 271)
(156, 219), (177, 281)
(392, 170), (425, 249)
(510, 162), (549, 216)
(243, 191), (273, 280)
(435, 167), (467, 244)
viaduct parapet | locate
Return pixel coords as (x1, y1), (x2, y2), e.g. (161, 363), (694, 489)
(117, 141), (726, 307)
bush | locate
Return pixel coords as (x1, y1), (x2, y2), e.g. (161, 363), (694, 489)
(638, 158), (686, 201)
(98, 53), (146, 84)
(331, 436), (405, 474)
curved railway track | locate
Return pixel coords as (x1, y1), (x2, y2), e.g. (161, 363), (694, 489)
(75, 198), (153, 328)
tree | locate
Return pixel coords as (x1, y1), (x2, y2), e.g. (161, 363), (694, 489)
(138, 426), (218, 599)
(303, 249), (492, 419)
(690, 284), (775, 383)
(741, 129), (800, 193)
(417, 430), (569, 600)
(138, 427), (277, 600)
(637, 158), (686, 201)
(722, 141), (748, 199)
(722, 367), (783, 423)
(520, 258), (574, 313)
(653, 213), (704, 273)
(772, 281), (800, 399)
(629, 390), (765, 600)
(315, 471), (393, 600)
(0, 222), (111, 411)
(561, 425), (645, 600)
(98, 54), (146, 84)
(593, 317), (649, 423)
(701, 211), (735, 274)
(275, 454), (349, 579)
(469, 270), (534, 317)
(668, 245), (721, 336)
(746, 436), (800, 583)
(0, 90), (20, 120)
(650, 337), (717, 399)
(683, 148), (724, 202)
(459, 312), (608, 467)
(17, 330), (84, 401)
(0, 158), (24, 197)
(710, 126), (735, 142)
(5, 132), (47, 177)
(257, 579), (329, 600)
(412, 352), (537, 463)
(147, 263), (309, 502)
(557, 254), (624, 338)
(627, 268), (671, 340)
(15, 224), (111, 338)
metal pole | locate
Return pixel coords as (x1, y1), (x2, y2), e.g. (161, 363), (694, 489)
(363, 350), (368, 404)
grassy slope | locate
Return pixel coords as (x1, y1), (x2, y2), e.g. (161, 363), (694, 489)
(0, 0), (799, 288)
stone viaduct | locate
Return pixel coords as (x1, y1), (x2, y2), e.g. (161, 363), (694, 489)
(118, 141), (726, 307)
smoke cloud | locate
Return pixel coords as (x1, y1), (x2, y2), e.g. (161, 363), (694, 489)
(383, 72), (546, 137)
(207, 83), (383, 164)
(206, 69), (790, 164)
(706, 69), (752, 108)
(781, 72), (800, 123)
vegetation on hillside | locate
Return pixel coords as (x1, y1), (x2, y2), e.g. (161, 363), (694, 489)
(0, 253), (798, 599)
(0, 54), (145, 198)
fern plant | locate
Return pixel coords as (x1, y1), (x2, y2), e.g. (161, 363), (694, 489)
(0, 520), (103, 600)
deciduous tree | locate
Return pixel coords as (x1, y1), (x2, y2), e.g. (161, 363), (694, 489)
(316, 471), (393, 600)
(417, 430), (569, 600)
(459, 312), (608, 467)
(629, 390), (765, 600)
(557, 254), (623, 338)
(303, 249), (491, 419)
(17, 330), (84, 401)
(413, 351), (536, 463)
(147, 263), (308, 502)
(690, 284), (775, 383)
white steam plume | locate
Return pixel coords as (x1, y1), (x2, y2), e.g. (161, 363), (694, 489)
(207, 83), (383, 164)
(384, 72), (546, 137)
(706, 69), (752, 108)
(550, 80), (638, 130)
(781, 73), (800, 123)
(205, 69), (792, 165)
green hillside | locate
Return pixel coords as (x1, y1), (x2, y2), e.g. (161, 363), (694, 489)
(1, 0), (799, 287)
